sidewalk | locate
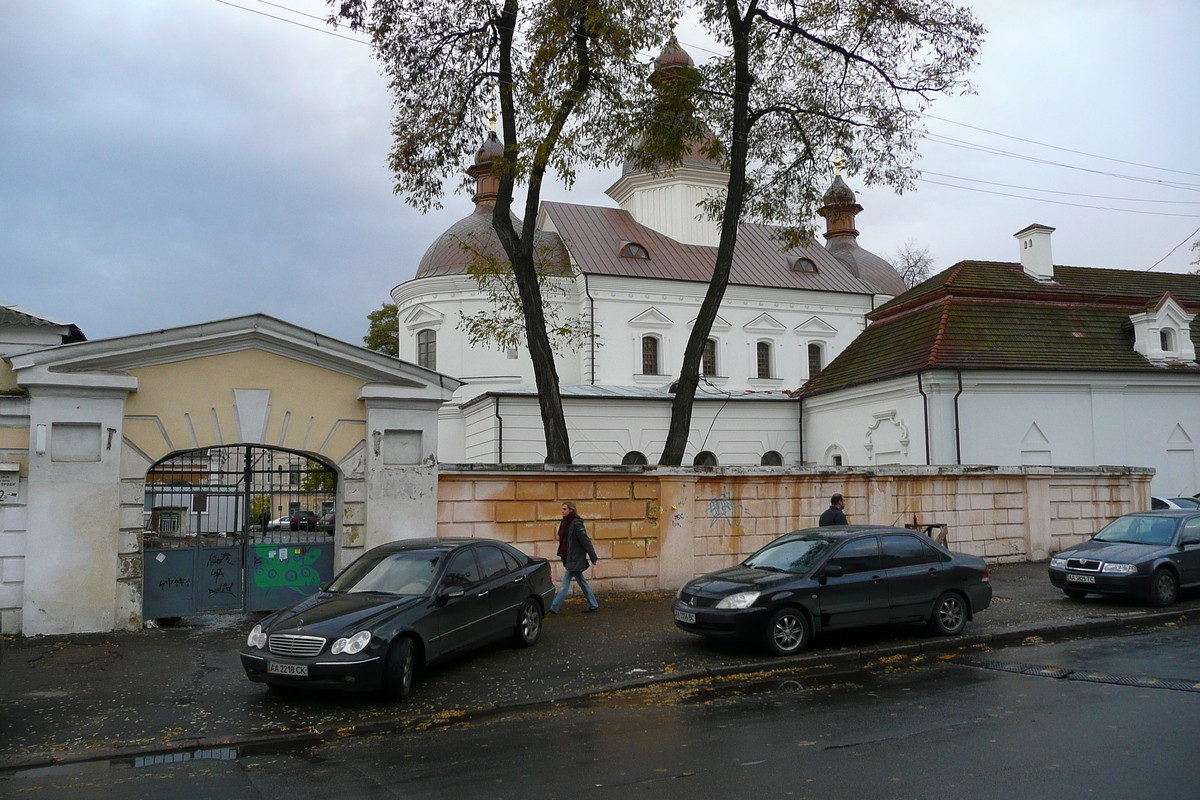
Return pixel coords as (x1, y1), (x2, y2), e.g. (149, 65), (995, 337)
(1, 561), (1195, 771)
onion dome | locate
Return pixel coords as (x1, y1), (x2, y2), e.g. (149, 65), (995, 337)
(475, 129), (503, 166)
(821, 174), (858, 207)
(414, 204), (570, 280)
(654, 33), (694, 71)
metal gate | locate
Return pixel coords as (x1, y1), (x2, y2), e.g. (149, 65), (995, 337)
(142, 446), (337, 619)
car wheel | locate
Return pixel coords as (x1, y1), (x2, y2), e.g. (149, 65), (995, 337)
(1148, 568), (1178, 607)
(1063, 589), (1088, 600)
(514, 598), (543, 647)
(929, 592), (967, 636)
(766, 607), (810, 656)
(380, 637), (415, 701)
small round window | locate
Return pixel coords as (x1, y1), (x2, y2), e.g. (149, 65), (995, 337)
(693, 451), (718, 467)
(620, 243), (650, 259)
(792, 258), (817, 273)
(621, 451), (649, 466)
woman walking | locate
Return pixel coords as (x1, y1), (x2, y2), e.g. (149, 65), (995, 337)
(549, 501), (599, 614)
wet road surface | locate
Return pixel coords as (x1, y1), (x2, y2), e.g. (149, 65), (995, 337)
(5, 624), (1197, 799)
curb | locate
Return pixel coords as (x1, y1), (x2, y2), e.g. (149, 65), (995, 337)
(0, 609), (1191, 775)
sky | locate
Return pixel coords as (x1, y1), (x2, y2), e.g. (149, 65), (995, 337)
(2, 1), (1198, 347)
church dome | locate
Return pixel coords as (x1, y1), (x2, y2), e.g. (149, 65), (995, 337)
(414, 204), (569, 280)
(821, 174), (857, 206)
(475, 130), (503, 165)
(655, 34), (694, 71)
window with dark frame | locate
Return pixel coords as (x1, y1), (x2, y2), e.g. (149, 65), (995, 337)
(1160, 329), (1175, 351)
(642, 336), (659, 375)
(417, 329), (436, 370)
(693, 451), (718, 467)
(756, 341), (771, 379)
(620, 242), (650, 259)
(702, 338), (717, 376)
(792, 257), (817, 273)
(621, 451), (649, 466)
(807, 342), (823, 377)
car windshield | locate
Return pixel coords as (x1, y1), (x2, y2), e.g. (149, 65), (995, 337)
(327, 550), (443, 595)
(1170, 497), (1200, 509)
(1094, 516), (1178, 546)
(744, 537), (834, 574)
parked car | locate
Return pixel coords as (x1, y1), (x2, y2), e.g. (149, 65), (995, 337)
(317, 511), (335, 533)
(1150, 496), (1200, 511)
(289, 510), (320, 531)
(240, 538), (554, 699)
(672, 526), (992, 655)
(1048, 511), (1200, 606)
(265, 515), (290, 531)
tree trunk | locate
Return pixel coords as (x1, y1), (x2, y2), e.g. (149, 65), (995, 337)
(659, 4), (754, 466)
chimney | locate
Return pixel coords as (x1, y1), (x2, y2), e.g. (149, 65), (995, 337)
(1014, 224), (1055, 281)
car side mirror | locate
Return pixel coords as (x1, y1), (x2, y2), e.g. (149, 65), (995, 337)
(818, 563), (844, 584)
(437, 585), (465, 606)
(1181, 536), (1200, 547)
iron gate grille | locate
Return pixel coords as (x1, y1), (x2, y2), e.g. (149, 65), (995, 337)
(142, 446), (338, 618)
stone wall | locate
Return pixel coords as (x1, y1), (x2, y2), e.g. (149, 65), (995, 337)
(437, 465), (1154, 592)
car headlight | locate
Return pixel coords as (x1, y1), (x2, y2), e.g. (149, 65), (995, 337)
(246, 624), (267, 649)
(715, 591), (760, 610)
(1050, 558), (1067, 569)
(331, 630), (372, 655)
(1101, 563), (1138, 574)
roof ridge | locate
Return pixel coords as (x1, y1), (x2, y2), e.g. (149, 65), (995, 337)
(925, 297), (953, 366)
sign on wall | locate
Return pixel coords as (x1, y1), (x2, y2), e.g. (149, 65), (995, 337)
(0, 467), (19, 504)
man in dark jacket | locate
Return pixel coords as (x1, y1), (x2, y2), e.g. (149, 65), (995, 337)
(819, 493), (848, 526)
(549, 501), (600, 614)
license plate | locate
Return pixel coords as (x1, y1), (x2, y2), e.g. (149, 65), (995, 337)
(267, 662), (308, 676)
(674, 609), (696, 624)
(1066, 574), (1096, 584)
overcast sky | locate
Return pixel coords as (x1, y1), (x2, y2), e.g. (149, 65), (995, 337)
(2, 1), (1198, 347)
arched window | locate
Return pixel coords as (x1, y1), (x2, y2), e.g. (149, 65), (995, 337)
(702, 338), (717, 377)
(760, 450), (783, 466)
(807, 342), (823, 377)
(620, 242), (650, 259)
(791, 257), (817, 273)
(642, 335), (660, 375)
(693, 451), (718, 467)
(1160, 328), (1176, 352)
(621, 451), (649, 466)
(756, 341), (772, 379)
(417, 329), (436, 370)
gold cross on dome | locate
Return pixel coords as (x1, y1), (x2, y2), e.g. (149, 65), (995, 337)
(488, 110), (496, 132)
(833, 150), (844, 176)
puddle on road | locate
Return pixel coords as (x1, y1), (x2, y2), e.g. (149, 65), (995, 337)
(10, 738), (318, 780)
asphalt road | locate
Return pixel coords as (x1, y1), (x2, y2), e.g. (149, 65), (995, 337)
(5, 624), (1197, 799)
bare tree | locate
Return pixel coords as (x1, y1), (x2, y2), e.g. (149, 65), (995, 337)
(331, 0), (679, 464)
(650, 0), (983, 465)
(890, 240), (936, 289)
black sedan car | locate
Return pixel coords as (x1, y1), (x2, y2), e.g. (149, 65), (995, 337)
(240, 538), (554, 699)
(672, 526), (993, 655)
(1048, 511), (1200, 606)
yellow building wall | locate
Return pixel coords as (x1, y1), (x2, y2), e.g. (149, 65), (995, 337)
(124, 349), (367, 464)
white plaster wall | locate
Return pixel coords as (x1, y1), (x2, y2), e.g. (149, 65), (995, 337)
(451, 395), (799, 466)
(360, 395), (444, 550)
(803, 377), (927, 467)
(957, 372), (1200, 496)
(0, 499), (27, 633)
(22, 390), (129, 636)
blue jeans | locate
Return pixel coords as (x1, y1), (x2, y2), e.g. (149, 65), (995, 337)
(551, 570), (597, 612)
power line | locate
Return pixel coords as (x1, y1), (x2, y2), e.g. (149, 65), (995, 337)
(211, 0), (369, 45)
(921, 133), (1200, 193)
(1144, 223), (1200, 272)
(925, 114), (1200, 179)
(916, 177), (1200, 219)
(921, 171), (1200, 205)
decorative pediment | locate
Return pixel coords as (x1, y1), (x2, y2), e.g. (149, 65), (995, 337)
(628, 307), (674, 329)
(862, 410), (909, 463)
(402, 303), (445, 331)
(1022, 422), (1049, 445)
(743, 313), (787, 334)
(1129, 292), (1196, 364)
(793, 316), (838, 337)
(687, 314), (731, 331)
(1167, 423), (1193, 445)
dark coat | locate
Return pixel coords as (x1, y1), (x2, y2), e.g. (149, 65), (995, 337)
(562, 517), (598, 572)
(818, 506), (848, 526)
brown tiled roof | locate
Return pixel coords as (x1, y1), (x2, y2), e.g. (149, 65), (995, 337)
(542, 202), (901, 295)
(798, 260), (1200, 398)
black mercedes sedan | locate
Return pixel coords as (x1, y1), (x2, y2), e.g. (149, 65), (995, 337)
(240, 538), (554, 700)
(672, 526), (992, 655)
(1048, 511), (1200, 606)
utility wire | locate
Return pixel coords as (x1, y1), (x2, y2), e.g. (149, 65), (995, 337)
(921, 171), (1200, 205)
(917, 178), (1200, 219)
(925, 114), (1200, 179)
(211, 0), (369, 45)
